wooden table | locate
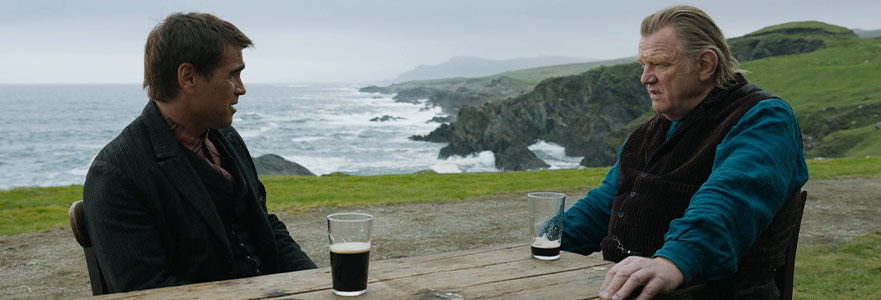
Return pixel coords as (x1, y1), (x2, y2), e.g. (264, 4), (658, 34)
(85, 243), (613, 299)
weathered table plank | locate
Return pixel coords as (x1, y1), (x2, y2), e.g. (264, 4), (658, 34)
(84, 243), (611, 299)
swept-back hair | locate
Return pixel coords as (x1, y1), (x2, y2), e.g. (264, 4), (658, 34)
(143, 12), (252, 102)
(641, 5), (745, 89)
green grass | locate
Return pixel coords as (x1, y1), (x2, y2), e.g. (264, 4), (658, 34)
(1, 158), (880, 298)
(743, 38), (881, 115)
(2, 157), (879, 237)
(753, 21), (853, 33)
(253, 168), (608, 211)
(802, 156), (881, 178)
(0, 185), (83, 235)
(0, 168), (606, 236)
(742, 37), (881, 158)
(794, 230), (881, 299)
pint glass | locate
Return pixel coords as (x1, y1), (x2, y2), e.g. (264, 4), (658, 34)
(327, 212), (373, 296)
(528, 192), (565, 260)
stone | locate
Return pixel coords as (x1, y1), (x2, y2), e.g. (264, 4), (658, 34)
(370, 115), (406, 122)
(494, 144), (550, 171)
(253, 154), (316, 176)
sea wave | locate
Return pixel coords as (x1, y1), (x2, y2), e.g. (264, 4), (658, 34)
(529, 140), (582, 169)
(0, 84), (583, 190)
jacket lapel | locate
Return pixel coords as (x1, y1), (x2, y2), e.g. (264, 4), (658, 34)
(213, 129), (272, 226)
(213, 129), (278, 255)
(141, 101), (230, 249)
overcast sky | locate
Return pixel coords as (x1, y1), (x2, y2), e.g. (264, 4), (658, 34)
(2, 0), (880, 84)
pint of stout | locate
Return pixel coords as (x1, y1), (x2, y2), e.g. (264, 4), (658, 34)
(531, 235), (561, 260)
(327, 213), (373, 297)
(528, 192), (565, 261)
(330, 242), (371, 294)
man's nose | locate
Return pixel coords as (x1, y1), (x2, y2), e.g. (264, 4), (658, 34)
(640, 67), (656, 85)
(236, 80), (246, 96)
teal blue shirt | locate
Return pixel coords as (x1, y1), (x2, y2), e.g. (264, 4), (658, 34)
(561, 98), (809, 284)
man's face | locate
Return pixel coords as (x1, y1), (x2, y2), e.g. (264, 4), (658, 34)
(189, 44), (246, 130)
(637, 26), (708, 121)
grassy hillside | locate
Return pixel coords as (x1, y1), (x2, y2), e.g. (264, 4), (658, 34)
(853, 28), (881, 39)
(399, 56), (637, 88)
(368, 55), (639, 115)
(743, 34), (881, 158)
(494, 56), (636, 84)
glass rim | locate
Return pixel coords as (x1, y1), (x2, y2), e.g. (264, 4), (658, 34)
(327, 212), (374, 222)
(527, 192), (566, 199)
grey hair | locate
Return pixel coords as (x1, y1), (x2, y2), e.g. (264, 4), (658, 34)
(641, 5), (746, 88)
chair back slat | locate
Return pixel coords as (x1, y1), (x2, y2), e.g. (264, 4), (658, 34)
(776, 190), (808, 300)
(69, 200), (110, 295)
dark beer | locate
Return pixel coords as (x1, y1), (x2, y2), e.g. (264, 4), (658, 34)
(531, 245), (560, 257)
(330, 242), (371, 295)
(531, 238), (561, 260)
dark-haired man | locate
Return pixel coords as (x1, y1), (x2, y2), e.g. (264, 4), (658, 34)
(561, 5), (808, 300)
(84, 12), (316, 293)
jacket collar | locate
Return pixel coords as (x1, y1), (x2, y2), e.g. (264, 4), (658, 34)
(140, 101), (230, 249)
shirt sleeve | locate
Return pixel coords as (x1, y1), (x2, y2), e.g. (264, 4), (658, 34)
(561, 145), (622, 255)
(652, 99), (809, 284)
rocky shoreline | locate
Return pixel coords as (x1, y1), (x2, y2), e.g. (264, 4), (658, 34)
(366, 63), (650, 171)
(360, 22), (864, 171)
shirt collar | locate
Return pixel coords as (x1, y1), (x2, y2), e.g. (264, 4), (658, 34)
(157, 108), (208, 155)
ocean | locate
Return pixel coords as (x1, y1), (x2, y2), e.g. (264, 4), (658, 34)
(0, 83), (582, 190)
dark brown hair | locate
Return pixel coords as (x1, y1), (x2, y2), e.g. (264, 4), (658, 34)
(143, 12), (253, 102)
(641, 5), (745, 89)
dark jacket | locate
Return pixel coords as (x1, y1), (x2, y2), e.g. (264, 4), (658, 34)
(83, 101), (315, 293)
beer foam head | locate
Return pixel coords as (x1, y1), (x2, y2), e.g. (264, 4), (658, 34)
(330, 241), (371, 254)
(532, 234), (561, 248)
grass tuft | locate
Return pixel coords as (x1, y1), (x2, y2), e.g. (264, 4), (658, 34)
(794, 231), (881, 299)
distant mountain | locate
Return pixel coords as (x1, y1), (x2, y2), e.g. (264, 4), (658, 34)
(852, 28), (881, 38)
(395, 56), (595, 82)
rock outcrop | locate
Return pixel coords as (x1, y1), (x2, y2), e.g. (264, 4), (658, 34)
(360, 76), (535, 116)
(253, 154), (316, 176)
(429, 63), (650, 170)
(370, 115), (406, 122)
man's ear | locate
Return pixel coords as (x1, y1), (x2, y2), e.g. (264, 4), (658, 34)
(177, 63), (197, 93)
(697, 50), (718, 82)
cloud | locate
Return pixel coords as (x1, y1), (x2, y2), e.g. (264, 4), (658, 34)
(1, 0), (880, 83)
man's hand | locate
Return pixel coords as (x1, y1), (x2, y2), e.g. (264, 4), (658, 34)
(598, 256), (684, 300)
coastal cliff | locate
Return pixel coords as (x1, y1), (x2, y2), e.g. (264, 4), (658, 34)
(369, 21), (878, 170)
(427, 63), (648, 170)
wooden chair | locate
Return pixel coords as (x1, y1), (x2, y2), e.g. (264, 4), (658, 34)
(69, 200), (109, 295)
(775, 190), (807, 300)
(654, 190), (808, 300)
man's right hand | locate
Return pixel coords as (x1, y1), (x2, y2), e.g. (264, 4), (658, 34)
(598, 256), (684, 300)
